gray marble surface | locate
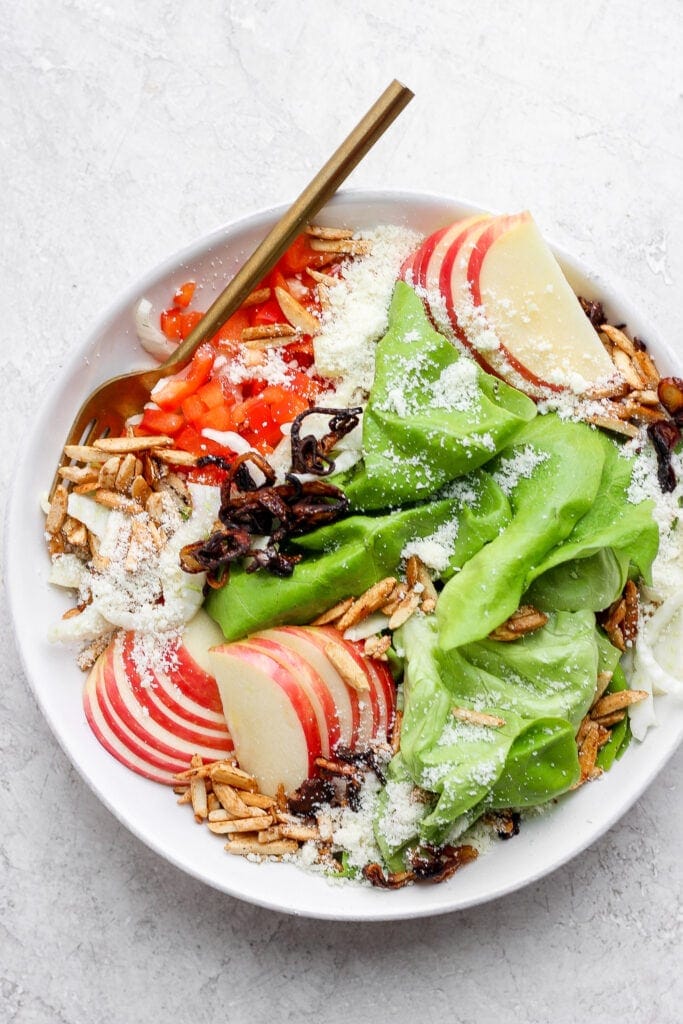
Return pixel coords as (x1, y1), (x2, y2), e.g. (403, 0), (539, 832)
(2, 2), (681, 1021)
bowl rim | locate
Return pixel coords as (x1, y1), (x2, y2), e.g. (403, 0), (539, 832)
(6, 187), (682, 921)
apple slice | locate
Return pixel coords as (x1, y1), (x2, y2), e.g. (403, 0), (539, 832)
(453, 212), (615, 392)
(209, 642), (323, 795)
(247, 634), (341, 755)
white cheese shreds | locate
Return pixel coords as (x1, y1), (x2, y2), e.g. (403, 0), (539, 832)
(376, 780), (427, 850)
(313, 226), (421, 404)
(492, 445), (549, 496)
(402, 517), (459, 573)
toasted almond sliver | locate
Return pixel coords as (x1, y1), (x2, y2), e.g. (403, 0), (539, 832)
(209, 815), (273, 835)
(306, 267), (338, 286)
(324, 642), (371, 693)
(363, 634), (392, 660)
(190, 754), (208, 822)
(93, 435), (173, 454)
(209, 763), (259, 792)
(630, 389), (660, 406)
(58, 465), (100, 485)
(591, 671), (614, 707)
(63, 518), (88, 547)
(241, 324), (297, 342)
(593, 710), (627, 728)
(240, 790), (277, 811)
(151, 447), (199, 467)
(596, 724), (611, 749)
(390, 708), (403, 755)
(145, 491), (165, 522)
(336, 577), (398, 633)
(213, 783), (253, 818)
(585, 415), (639, 438)
(257, 826), (283, 844)
(452, 706), (506, 728)
(63, 444), (116, 464)
(279, 823), (319, 842)
(76, 631), (114, 672)
(576, 715), (592, 747)
(573, 720), (600, 788)
(176, 789), (193, 805)
(130, 475), (152, 505)
(613, 348), (646, 389)
(274, 286), (320, 335)
(388, 590), (421, 630)
(305, 225), (354, 240)
(45, 484), (69, 535)
(115, 453), (137, 493)
(98, 456), (121, 490)
(225, 838), (299, 858)
(312, 597), (355, 627)
(600, 324), (636, 357)
(242, 286), (272, 307)
(308, 238), (371, 256)
(207, 809), (230, 822)
(585, 379), (631, 400)
(632, 349), (660, 388)
(93, 489), (144, 515)
(591, 689), (648, 719)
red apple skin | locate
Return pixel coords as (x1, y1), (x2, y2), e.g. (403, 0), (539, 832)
(83, 660), (182, 785)
(120, 634), (231, 736)
(109, 642), (233, 755)
(316, 627), (378, 743)
(214, 642), (323, 780)
(361, 653), (396, 741)
(275, 626), (360, 747)
(465, 213), (564, 393)
(247, 635), (341, 755)
(90, 655), (191, 779)
(163, 642), (225, 717)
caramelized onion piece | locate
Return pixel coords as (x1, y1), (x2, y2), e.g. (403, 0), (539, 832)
(290, 406), (362, 476)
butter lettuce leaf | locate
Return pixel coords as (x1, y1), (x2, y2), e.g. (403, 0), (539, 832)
(206, 473), (509, 641)
(378, 611), (601, 853)
(337, 281), (536, 510)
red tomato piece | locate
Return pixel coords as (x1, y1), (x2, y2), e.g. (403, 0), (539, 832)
(280, 234), (330, 275)
(181, 393), (208, 426)
(213, 309), (250, 346)
(160, 309), (184, 340)
(153, 343), (215, 411)
(197, 405), (233, 432)
(250, 298), (285, 327)
(196, 377), (233, 410)
(173, 281), (196, 308)
(138, 407), (184, 436)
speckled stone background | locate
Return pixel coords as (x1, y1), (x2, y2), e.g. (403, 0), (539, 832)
(2, 2), (681, 1022)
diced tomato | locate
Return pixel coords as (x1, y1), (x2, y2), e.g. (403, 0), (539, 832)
(160, 309), (184, 340)
(175, 424), (232, 460)
(287, 369), (323, 402)
(213, 309), (250, 346)
(153, 343), (215, 411)
(196, 377), (233, 410)
(181, 393), (208, 425)
(280, 234), (330, 275)
(250, 297), (285, 327)
(268, 268), (290, 295)
(268, 390), (308, 426)
(173, 281), (196, 308)
(137, 407), (185, 436)
(280, 337), (315, 369)
(197, 405), (234, 432)
(241, 377), (269, 399)
(178, 311), (203, 338)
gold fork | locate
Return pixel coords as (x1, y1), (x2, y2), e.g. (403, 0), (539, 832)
(51, 80), (413, 494)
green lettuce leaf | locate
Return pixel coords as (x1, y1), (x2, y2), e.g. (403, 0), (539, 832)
(337, 282), (536, 510)
(437, 414), (607, 649)
(205, 473), (509, 641)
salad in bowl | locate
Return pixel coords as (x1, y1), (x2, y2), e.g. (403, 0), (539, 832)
(13, 191), (683, 916)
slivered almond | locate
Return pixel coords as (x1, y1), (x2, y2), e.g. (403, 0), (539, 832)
(72, 481), (100, 494)
(576, 715), (592, 747)
(572, 720), (600, 788)
(240, 790), (277, 811)
(209, 763), (258, 791)
(62, 604), (85, 620)
(306, 267), (338, 286)
(489, 605), (548, 641)
(591, 689), (648, 719)
(585, 415), (639, 438)
(591, 671), (614, 707)
(274, 286), (320, 335)
(312, 597), (355, 627)
(596, 724), (612, 749)
(630, 389), (660, 406)
(585, 379), (631, 400)
(190, 754), (208, 822)
(63, 444), (116, 464)
(213, 783), (253, 818)
(632, 349), (660, 388)
(622, 401), (665, 424)
(387, 590), (421, 630)
(93, 435), (174, 453)
(381, 586), (409, 617)
(600, 324), (636, 357)
(98, 457), (121, 490)
(225, 837), (299, 858)
(63, 517), (88, 547)
(147, 522), (166, 551)
(241, 324), (297, 342)
(208, 815), (272, 834)
(324, 642), (370, 692)
(176, 789), (193, 805)
(242, 286), (271, 307)
(151, 448), (198, 467)
(45, 485), (69, 535)
(47, 534), (65, 557)
(363, 634), (391, 660)
(305, 225), (354, 240)
(208, 808), (230, 822)
(257, 826), (283, 843)
(145, 491), (165, 523)
(76, 632), (114, 672)
(308, 237), (371, 256)
(115, 453), (137, 493)
(452, 706), (505, 728)
(279, 823), (320, 842)
(314, 757), (360, 778)
(613, 349), (645, 390)
(207, 793), (220, 813)
(130, 475), (152, 505)
(592, 710), (627, 728)
(58, 465), (100, 485)
(336, 577), (398, 632)
(93, 489), (144, 515)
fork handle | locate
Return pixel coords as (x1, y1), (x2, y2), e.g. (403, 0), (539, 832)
(157, 79), (413, 377)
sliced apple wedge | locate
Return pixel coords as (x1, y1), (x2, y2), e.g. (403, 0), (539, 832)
(461, 212), (615, 392)
(209, 641), (323, 795)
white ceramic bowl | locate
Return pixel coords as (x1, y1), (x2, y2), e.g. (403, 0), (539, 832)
(6, 190), (683, 920)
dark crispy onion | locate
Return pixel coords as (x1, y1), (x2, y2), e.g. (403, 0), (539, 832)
(290, 406), (362, 476)
(578, 296), (606, 332)
(362, 863), (415, 889)
(647, 420), (681, 493)
(408, 843), (479, 884)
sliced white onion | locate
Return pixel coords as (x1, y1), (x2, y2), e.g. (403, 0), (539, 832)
(201, 429), (252, 454)
(134, 298), (177, 361)
(343, 612), (390, 641)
